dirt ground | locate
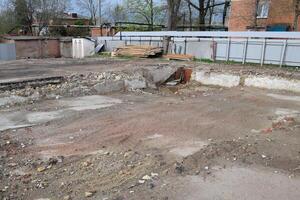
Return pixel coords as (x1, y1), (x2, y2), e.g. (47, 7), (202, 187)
(0, 58), (300, 200)
(1, 57), (299, 81)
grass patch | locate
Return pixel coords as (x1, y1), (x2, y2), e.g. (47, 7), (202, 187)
(194, 58), (214, 63)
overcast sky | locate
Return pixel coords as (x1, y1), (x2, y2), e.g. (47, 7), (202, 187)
(70, 0), (121, 13)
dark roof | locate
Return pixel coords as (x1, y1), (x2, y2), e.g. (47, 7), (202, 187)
(2, 36), (61, 41)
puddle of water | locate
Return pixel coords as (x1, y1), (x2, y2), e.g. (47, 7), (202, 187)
(170, 166), (300, 200)
(268, 93), (300, 102)
(59, 95), (122, 111)
(169, 141), (207, 157)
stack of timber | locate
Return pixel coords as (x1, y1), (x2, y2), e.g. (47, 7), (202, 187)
(163, 54), (195, 61)
(112, 45), (163, 58)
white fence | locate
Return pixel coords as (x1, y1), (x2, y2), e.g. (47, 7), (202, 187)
(97, 31), (300, 67)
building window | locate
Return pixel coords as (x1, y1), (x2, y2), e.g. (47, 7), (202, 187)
(257, 0), (270, 18)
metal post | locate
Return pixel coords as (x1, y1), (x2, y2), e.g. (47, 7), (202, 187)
(242, 38), (248, 64)
(260, 38), (266, 66)
(184, 38), (187, 55)
(280, 39), (288, 68)
(226, 37), (231, 61)
(98, 0), (102, 25)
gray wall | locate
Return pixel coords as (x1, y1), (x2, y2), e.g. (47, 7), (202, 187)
(0, 43), (16, 61)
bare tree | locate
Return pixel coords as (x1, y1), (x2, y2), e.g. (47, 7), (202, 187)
(184, 0), (210, 30)
(34, 0), (69, 33)
(167, 0), (182, 30)
(184, 0), (230, 30)
(77, 0), (98, 25)
(125, 0), (165, 30)
(0, 0), (16, 34)
(109, 3), (128, 23)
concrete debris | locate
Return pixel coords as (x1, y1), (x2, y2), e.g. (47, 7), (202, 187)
(37, 166), (47, 172)
(142, 175), (152, 180)
(93, 80), (125, 94)
(85, 191), (96, 198)
(138, 180), (146, 184)
(63, 195), (71, 200)
(174, 162), (185, 174)
(261, 155), (267, 159)
(125, 79), (147, 90)
(0, 68), (180, 108)
(151, 172), (158, 177)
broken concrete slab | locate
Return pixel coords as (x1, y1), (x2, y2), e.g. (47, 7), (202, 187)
(191, 70), (300, 93)
(245, 76), (300, 93)
(167, 166), (300, 200)
(125, 79), (147, 90)
(0, 95), (28, 107)
(193, 71), (241, 88)
(26, 111), (64, 124)
(59, 95), (122, 111)
(267, 93), (300, 102)
(144, 66), (178, 85)
(93, 80), (125, 94)
(0, 95), (122, 132)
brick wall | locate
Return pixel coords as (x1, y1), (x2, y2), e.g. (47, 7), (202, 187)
(228, 0), (257, 31)
(14, 39), (60, 59)
(91, 27), (116, 37)
(229, 0), (299, 31)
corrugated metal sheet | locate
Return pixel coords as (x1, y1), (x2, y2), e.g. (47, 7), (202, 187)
(0, 44), (16, 61)
(115, 31), (300, 39)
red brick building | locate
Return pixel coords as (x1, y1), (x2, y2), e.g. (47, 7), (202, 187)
(228, 0), (300, 31)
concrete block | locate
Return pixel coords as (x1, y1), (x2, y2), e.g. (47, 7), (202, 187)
(245, 76), (300, 93)
(125, 79), (147, 89)
(93, 80), (125, 94)
(145, 66), (178, 84)
(193, 71), (241, 88)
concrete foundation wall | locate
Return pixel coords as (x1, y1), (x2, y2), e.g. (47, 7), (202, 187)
(192, 69), (300, 93)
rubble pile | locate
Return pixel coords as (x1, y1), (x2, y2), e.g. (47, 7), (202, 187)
(0, 71), (148, 108)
